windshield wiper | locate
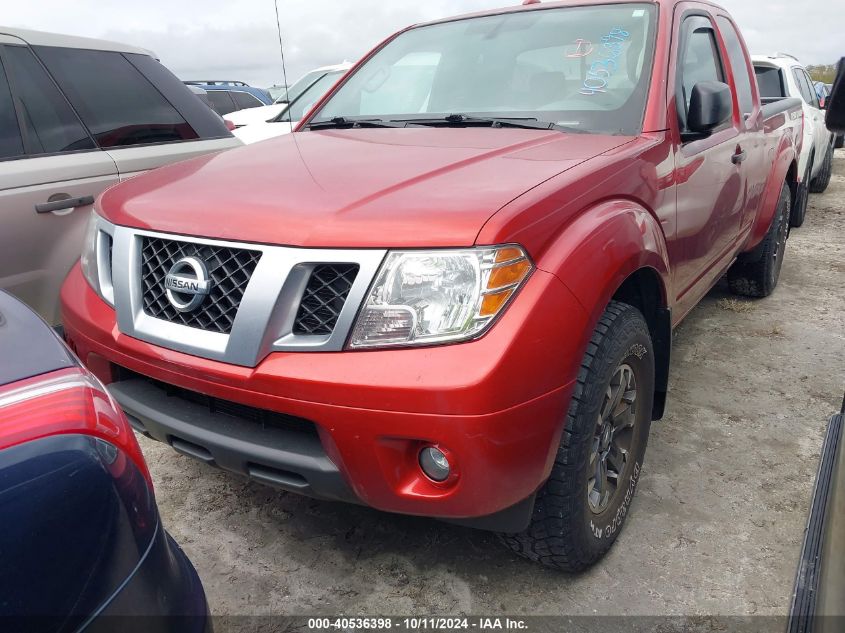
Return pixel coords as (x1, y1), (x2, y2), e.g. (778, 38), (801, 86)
(306, 117), (410, 130)
(392, 114), (576, 132)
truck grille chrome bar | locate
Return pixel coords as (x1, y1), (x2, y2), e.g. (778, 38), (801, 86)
(90, 215), (386, 367)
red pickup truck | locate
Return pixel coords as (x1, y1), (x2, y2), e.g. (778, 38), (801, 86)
(62, 0), (803, 570)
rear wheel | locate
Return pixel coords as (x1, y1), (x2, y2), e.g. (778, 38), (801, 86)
(809, 145), (833, 193)
(728, 182), (790, 298)
(790, 155), (811, 228)
(500, 301), (654, 572)
(835, 135), (844, 150)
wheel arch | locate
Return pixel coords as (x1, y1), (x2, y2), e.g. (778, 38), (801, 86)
(610, 268), (672, 420)
(745, 146), (798, 255)
(536, 199), (672, 421)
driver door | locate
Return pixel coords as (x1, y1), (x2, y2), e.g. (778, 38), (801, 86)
(671, 11), (748, 319)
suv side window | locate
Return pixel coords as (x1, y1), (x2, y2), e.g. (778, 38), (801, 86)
(801, 70), (820, 108)
(231, 91), (263, 110)
(716, 17), (754, 117)
(2, 45), (95, 155)
(207, 90), (236, 115)
(34, 46), (199, 148)
(754, 65), (786, 99)
(677, 17), (725, 132)
(792, 68), (815, 106)
(0, 55), (24, 159)
(126, 55), (229, 139)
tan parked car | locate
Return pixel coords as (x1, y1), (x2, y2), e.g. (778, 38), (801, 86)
(0, 28), (242, 324)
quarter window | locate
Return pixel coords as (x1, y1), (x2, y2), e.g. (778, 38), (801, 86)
(0, 56), (24, 159)
(34, 46), (198, 148)
(716, 17), (754, 117)
(2, 45), (94, 155)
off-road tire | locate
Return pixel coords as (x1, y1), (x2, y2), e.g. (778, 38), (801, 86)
(500, 301), (654, 572)
(728, 183), (790, 298)
(790, 155), (811, 228)
(809, 144), (833, 193)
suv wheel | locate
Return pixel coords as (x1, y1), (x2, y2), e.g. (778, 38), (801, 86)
(809, 145), (833, 193)
(728, 182), (790, 298)
(500, 301), (654, 572)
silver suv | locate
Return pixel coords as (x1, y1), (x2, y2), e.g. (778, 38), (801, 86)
(0, 28), (242, 324)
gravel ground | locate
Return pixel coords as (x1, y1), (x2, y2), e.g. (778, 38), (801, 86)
(139, 150), (845, 621)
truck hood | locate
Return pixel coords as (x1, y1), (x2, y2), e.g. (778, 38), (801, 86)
(100, 128), (632, 248)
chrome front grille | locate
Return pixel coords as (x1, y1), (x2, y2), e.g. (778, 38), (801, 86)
(94, 215), (387, 367)
(293, 264), (360, 335)
(140, 237), (261, 334)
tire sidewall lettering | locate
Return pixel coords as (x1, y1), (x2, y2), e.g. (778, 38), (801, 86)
(590, 461), (642, 540)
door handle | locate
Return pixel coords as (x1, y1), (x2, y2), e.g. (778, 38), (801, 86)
(35, 195), (95, 214)
(732, 150), (747, 165)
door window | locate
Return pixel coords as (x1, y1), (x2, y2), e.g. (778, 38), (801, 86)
(716, 17), (754, 117)
(801, 70), (820, 108)
(231, 91), (263, 110)
(207, 90), (236, 115)
(677, 19), (725, 131)
(2, 45), (94, 155)
(0, 56), (23, 159)
(34, 46), (198, 148)
(792, 68), (815, 106)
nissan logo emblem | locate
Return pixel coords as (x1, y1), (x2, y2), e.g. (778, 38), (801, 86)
(164, 256), (212, 313)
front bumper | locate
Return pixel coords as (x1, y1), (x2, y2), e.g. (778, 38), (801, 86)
(62, 262), (588, 528)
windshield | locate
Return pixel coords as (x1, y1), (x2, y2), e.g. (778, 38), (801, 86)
(281, 69), (327, 104)
(312, 4), (657, 135)
(279, 70), (346, 122)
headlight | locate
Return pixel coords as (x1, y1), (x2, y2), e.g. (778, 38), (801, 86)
(80, 211), (114, 306)
(349, 245), (532, 349)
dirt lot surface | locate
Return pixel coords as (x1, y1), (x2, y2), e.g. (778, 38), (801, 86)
(140, 151), (845, 621)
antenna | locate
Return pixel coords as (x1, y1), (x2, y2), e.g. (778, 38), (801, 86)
(274, 0), (293, 125)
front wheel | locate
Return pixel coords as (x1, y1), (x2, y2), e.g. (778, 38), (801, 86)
(500, 301), (654, 572)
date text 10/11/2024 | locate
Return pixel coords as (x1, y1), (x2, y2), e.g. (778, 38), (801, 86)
(307, 617), (529, 630)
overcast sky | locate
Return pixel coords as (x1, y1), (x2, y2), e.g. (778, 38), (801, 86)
(4, 0), (843, 87)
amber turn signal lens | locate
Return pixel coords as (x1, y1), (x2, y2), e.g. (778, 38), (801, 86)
(495, 247), (525, 263)
(480, 289), (514, 317)
(487, 259), (531, 290)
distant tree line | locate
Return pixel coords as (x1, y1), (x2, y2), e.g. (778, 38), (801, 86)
(808, 64), (838, 84)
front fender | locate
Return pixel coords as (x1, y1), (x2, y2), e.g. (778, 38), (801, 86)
(745, 137), (798, 253)
(536, 199), (671, 329)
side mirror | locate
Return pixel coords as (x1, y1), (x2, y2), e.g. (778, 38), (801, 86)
(687, 81), (733, 136)
(826, 58), (845, 133)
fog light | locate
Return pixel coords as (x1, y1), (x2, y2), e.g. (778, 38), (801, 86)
(419, 447), (451, 482)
